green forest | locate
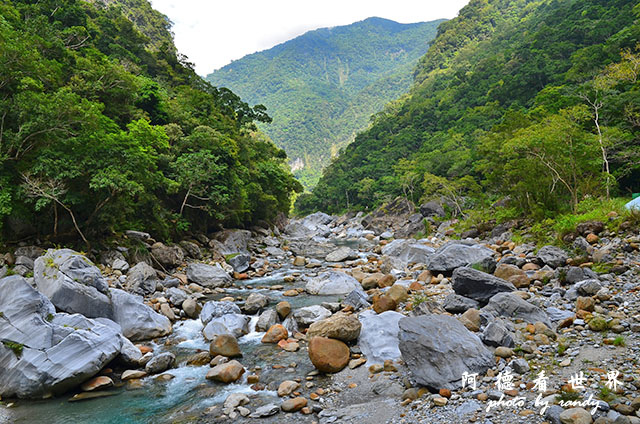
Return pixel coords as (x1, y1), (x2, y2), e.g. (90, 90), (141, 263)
(207, 17), (444, 188)
(301, 0), (640, 219)
(0, 0), (301, 245)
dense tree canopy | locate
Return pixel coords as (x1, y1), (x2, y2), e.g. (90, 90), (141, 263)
(0, 0), (301, 245)
(206, 17), (444, 189)
(301, 0), (640, 218)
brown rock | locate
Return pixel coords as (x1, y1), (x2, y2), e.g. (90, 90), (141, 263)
(522, 263), (540, 271)
(209, 334), (242, 358)
(439, 388), (451, 398)
(293, 257), (306, 267)
(278, 339), (300, 352)
(508, 274), (531, 288)
(409, 281), (424, 291)
(459, 308), (481, 332)
(262, 324), (288, 343)
(283, 289), (298, 297)
(308, 337), (350, 373)
(372, 294), (396, 314)
(362, 273), (385, 290)
(187, 351), (211, 366)
(576, 296), (595, 312)
(495, 263), (526, 281)
(206, 360), (245, 383)
(307, 312), (362, 342)
(378, 274), (396, 288)
(281, 397), (307, 412)
(276, 301), (291, 319)
(80, 376), (113, 392)
(121, 370), (147, 381)
(417, 270), (432, 282)
(586, 233), (599, 244)
(278, 380), (301, 397)
(387, 284), (409, 304)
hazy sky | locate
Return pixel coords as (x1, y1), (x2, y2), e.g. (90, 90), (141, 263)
(149, 0), (469, 75)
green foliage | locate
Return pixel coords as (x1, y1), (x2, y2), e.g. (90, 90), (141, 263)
(304, 0), (640, 216)
(612, 335), (626, 347)
(207, 17), (444, 189)
(0, 0), (301, 244)
(2, 340), (24, 358)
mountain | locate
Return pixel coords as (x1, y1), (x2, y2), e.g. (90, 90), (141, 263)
(301, 0), (640, 217)
(206, 17), (445, 188)
(0, 0), (300, 244)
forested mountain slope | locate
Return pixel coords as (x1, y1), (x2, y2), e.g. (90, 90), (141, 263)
(206, 17), (444, 188)
(301, 0), (640, 217)
(0, 0), (301, 245)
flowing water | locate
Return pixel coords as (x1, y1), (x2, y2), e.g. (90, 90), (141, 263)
(1, 239), (357, 424)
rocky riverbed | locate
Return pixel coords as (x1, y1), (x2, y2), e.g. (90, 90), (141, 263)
(1, 208), (639, 424)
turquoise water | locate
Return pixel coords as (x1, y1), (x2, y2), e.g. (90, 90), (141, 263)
(1, 240), (356, 423)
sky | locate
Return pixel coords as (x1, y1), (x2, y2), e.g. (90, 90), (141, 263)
(149, 0), (470, 76)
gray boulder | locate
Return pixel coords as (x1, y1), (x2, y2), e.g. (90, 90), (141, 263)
(203, 314), (250, 340)
(420, 201), (446, 218)
(325, 246), (358, 262)
(126, 262), (158, 296)
(443, 293), (480, 314)
(305, 271), (360, 295)
(481, 320), (515, 348)
(227, 253), (251, 273)
(285, 212), (333, 239)
(34, 249), (113, 319)
(243, 292), (269, 314)
(398, 315), (493, 390)
(256, 309), (278, 332)
(452, 267), (515, 304)
(358, 310), (404, 364)
(151, 243), (184, 268)
(145, 352), (175, 374)
(427, 242), (494, 273)
(110, 289), (171, 341)
(482, 292), (551, 328)
(186, 263), (232, 288)
(537, 246), (568, 268)
(342, 289), (371, 311)
(200, 301), (241, 325)
(180, 241), (202, 260)
(381, 239), (435, 268)
(209, 229), (252, 255)
(166, 287), (188, 307)
(293, 305), (331, 327)
(0, 276), (122, 399)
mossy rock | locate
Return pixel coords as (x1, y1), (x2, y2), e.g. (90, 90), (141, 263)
(588, 316), (608, 332)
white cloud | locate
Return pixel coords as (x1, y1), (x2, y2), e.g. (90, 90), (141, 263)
(149, 0), (470, 75)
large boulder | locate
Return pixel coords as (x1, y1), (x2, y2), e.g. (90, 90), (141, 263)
(285, 212), (333, 239)
(308, 337), (350, 373)
(537, 246), (568, 268)
(325, 246), (358, 263)
(293, 305), (332, 327)
(151, 243), (184, 268)
(398, 315), (494, 390)
(358, 310), (404, 364)
(209, 229), (252, 255)
(110, 289), (171, 341)
(203, 314), (250, 340)
(0, 276), (122, 399)
(306, 312), (362, 342)
(243, 292), (269, 314)
(420, 201), (446, 218)
(482, 292), (551, 328)
(452, 267), (516, 304)
(186, 263), (232, 288)
(305, 271), (360, 295)
(426, 242), (494, 274)
(381, 239), (435, 268)
(227, 253), (251, 273)
(200, 301), (241, 325)
(34, 249), (113, 319)
(125, 262), (158, 296)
